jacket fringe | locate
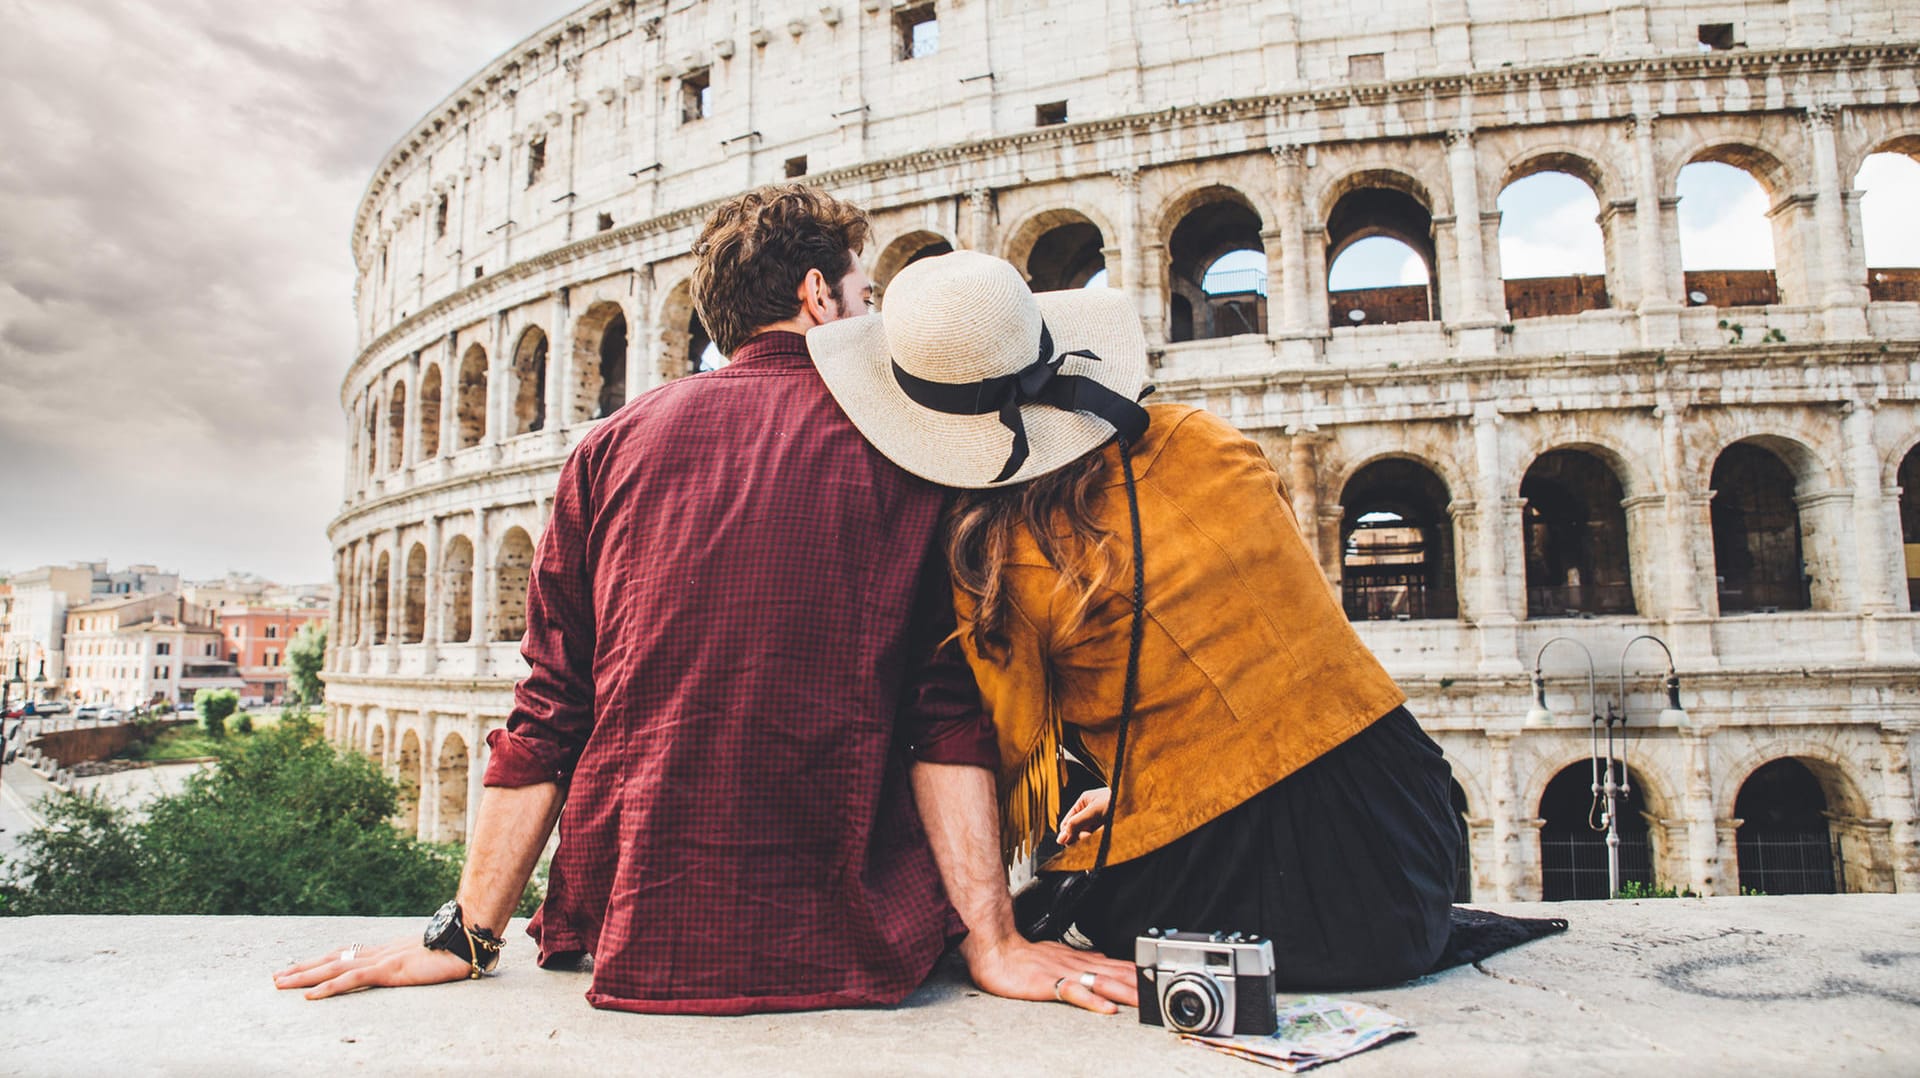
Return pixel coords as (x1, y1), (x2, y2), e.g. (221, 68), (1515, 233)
(999, 708), (1062, 873)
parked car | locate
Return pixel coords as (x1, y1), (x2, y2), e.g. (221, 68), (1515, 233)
(76, 704), (105, 721)
(1, 702), (27, 719)
(35, 700), (70, 715)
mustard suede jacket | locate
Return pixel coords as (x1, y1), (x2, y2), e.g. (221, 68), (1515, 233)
(954, 404), (1407, 872)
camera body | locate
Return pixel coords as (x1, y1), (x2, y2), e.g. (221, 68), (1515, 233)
(1135, 929), (1278, 1037)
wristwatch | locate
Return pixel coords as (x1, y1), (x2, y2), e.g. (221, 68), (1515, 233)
(423, 899), (504, 979)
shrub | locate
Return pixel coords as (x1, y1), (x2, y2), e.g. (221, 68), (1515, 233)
(197, 689), (239, 739)
(287, 623), (328, 706)
(232, 711), (254, 736)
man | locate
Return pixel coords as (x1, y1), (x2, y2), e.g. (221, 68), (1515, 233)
(275, 186), (1134, 1015)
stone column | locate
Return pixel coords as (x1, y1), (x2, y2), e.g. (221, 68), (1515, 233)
(626, 269), (650, 403)
(1805, 105), (1870, 338)
(1629, 113), (1680, 345)
(386, 528), (404, 663)
(964, 189), (993, 253)
(420, 712), (441, 844)
(466, 712), (488, 845)
(1878, 724), (1920, 893)
(1470, 405), (1524, 671)
(1487, 731), (1523, 901)
(547, 288), (571, 434)
(1301, 225), (1330, 334)
(1111, 167), (1142, 301)
(402, 352), (421, 473)
(439, 332), (458, 461)
(1272, 146), (1310, 336)
(471, 508), (493, 671)
(1444, 129), (1492, 325)
(423, 515), (443, 662)
(486, 312), (508, 450)
(1286, 433), (1322, 575)
(1681, 728), (1724, 894)
(1842, 400), (1893, 613)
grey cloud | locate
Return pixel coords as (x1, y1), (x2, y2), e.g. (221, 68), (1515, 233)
(0, 0), (581, 581)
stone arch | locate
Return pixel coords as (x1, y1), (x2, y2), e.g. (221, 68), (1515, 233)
(1854, 138), (1920, 300)
(1496, 152), (1614, 318)
(1519, 446), (1639, 617)
(401, 542), (427, 644)
(455, 344), (488, 450)
(1322, 169), (1438, 326)
(1709, 437), (1829, 614)
(1496, 147), (1619, 206)
(367, 720), (385, 763)
(510, 325), (549, 435)
(872, 228), (957, 292)
(1840, 130), (1920, 190)
(440, 534), (475, 644)
(493, 527), (535, 642)
(653, 278), (716, 377)
(1722, 743), (1883, 894)
(571, 300), (629, 423)
(395, 727), (423, 838)
(1667, 138), (1798, 201)
(1673, 142), (1795, 307)
(1001, 205), (1116, 291)
(418, 363), (443, 459)
(386, 379), (407, 471)
(1534, 756), (1673, 900)
(1896, 442), (1920, 609)
(1337, 457), (1459, 620)
(1162, 185), (1266, 341)
(370, 550), (391, 645)
(435, 730), (470, 844)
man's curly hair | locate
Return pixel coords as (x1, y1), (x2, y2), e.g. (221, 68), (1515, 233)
(690, 185), (870, 355)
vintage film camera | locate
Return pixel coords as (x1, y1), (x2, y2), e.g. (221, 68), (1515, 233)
(1135, 928), (1279, 1037)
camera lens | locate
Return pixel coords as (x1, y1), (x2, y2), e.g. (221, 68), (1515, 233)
(1162, 973), (1222, 1034)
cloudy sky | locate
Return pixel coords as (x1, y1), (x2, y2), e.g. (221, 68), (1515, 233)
(0, 0), (579, 584)
(2, 2), (1916, 585)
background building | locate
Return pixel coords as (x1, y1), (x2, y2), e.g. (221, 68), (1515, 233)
(63, 594), (237, 708)
(218, 605), (330, 705)
(324, 0), (1920, 898)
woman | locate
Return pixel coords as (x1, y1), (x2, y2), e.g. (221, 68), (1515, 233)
(809, 251), (1463, 989)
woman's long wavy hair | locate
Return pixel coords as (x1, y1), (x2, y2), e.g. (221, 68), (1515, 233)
(944, 450), (1121, 661)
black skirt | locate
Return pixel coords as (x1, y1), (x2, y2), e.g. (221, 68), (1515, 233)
(1070, 706), (1460, 990)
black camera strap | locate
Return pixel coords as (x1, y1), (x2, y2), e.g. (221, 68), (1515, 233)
(1086, 435), (1146, 885)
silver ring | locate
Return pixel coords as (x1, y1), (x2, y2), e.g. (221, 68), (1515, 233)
(1052, 975), (1068, 1001)
(341, 944), (363, 962)
(1079, 971), (1099, 990)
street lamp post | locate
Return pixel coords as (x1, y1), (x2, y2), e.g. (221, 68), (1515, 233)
(1527, 633), (1689, 898)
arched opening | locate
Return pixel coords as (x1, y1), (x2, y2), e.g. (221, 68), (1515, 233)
(436, 732), (470, 845)
(1498, 169), (1609, 318)
(688, 311), (724, 372)
(387, 382), (407, 472)
(511, 326), (548, 435)
(873, 230), (955, 292)
(368, 722), (385, 763)
(1024, 216), (1106, 292)
(456, 345), (488, 450)
(494, 528), (534, 643)
(1538, 761), (1653, 900)
(1338, 458), (1458, 620)
(1677, 158), (1779, 307)
(370, 551), (391, 645)
(1857, 147), (1920, 301)
(1735, 758), (1837, 895)
(1900, 445), (1920, 608)
(395, 728), (422, 838)
(418, 364), (443, 459)
(441, 535), (474, 644)
(1326, 178), (1436, 326)
(401, 543), (427, 644)
(362, 403), (378, 482)
(1521, 450), (1636, 617)
(572, 302), (628, 423)
(1450, 780), (1473, 902)
(1710, 442), (1811, 613)
(1167, 192), (1265, 341)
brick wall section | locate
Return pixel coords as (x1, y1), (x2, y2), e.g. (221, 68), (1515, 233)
(1330, 285), (1433, 326)
(1505, 275), (1611, 319)
(1868, 268), (1920, 302)
(1683, 270), (1780, 308)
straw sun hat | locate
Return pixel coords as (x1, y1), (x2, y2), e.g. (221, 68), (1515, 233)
(807, 250), (1151, 489)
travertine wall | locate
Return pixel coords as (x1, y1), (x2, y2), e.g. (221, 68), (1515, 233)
(328, 0), (1920, 900)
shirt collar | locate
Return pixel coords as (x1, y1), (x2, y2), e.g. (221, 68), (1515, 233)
(724, 330), (813, 370)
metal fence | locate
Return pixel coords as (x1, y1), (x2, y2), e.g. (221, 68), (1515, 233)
(1539, 833), (1653, 901)
(1736, 830), (1840, 895)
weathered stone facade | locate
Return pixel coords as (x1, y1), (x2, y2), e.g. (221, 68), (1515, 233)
(327, 0), (1920, 900)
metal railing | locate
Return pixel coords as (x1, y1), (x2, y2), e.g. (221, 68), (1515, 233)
(1736, 830), (1840, 895)
(1540, 833), (1653, 901)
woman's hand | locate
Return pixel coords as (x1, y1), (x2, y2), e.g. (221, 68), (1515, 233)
(1056, 787), (1111, 846)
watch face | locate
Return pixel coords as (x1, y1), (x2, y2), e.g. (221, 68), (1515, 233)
(424, 899), (459, 947)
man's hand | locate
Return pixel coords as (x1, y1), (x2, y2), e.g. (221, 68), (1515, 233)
(272, 938), (472, 999)
(1056, 787), (1111, 847)
(960, 933), (1139, 1014)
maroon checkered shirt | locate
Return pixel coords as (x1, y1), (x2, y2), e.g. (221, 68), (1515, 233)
(484, 331), (998, 1015)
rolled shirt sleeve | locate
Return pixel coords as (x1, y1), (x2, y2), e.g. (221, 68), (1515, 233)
(484, 445), (598, 787)
(897, 533), (999, 769)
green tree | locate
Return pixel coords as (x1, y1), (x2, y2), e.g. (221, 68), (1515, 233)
(196, 689), (240, 738)
(287, 622), (328, 706)
(0, 710), (468, 916)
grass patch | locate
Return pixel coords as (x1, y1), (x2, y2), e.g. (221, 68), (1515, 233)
(120, 726), (243, 763)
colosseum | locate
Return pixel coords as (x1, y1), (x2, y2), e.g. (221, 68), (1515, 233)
(325, 0), (1920, 903)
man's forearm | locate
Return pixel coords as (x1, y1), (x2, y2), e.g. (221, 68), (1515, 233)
(910, 760), (1017, 958)
(457, 781), (565, 934)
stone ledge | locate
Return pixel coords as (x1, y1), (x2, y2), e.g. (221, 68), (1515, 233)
(0, 896), (1915, 1076)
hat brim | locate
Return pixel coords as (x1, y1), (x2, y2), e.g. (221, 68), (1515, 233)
(807, 287), (1150, 489)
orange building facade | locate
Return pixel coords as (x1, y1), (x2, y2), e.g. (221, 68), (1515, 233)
(217, 606), (329, 705)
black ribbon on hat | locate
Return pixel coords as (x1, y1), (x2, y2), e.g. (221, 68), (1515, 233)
(890, 322), (1150, 484)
